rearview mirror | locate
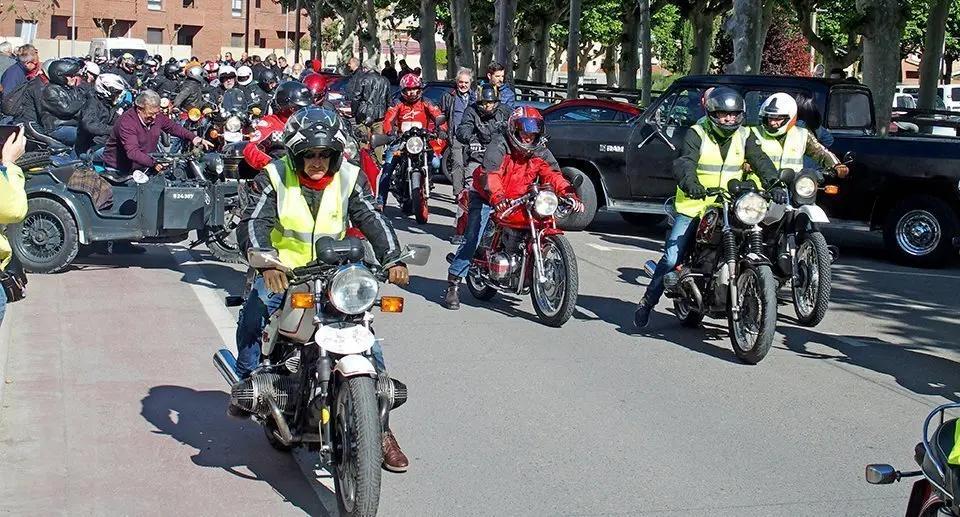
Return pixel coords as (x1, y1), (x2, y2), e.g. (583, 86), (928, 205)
(402, 244), (431, 266)
(778, 168), (796, 183)
(841, 151), (855, 164)
(434, 114), (447, 127)
(865, 464), (898, 485)
(370, 133), (393, 148)
(247, 248), (289, 271)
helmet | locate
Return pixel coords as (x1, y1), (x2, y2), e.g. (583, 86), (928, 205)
(400, 74), (422, 103)
(203, 61), (219, 73)
(120, 53), (135, 70)
(505, 106), (545, 156)
(185, 65), (205, 82)
(258, 69), (279, 91)
(218, 65), (237, 81)
(144, 58), (159, 69)
(84, 61), (101, 78)
(163, 62), (181, 79)
(758, 92), (798, 137)
(282, 107), (346, 173)
(703, 87), (745, 139)
(302, 73), (328, 104)
(236, 65), (253, 86)
(95, 73), (127, 101)
(272, 81), (312, 117)
(47, 58), (84, 87)
(476, 84), (500, 118)
(41, 58), (55, 78)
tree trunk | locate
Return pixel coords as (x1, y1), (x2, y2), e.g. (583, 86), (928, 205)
(445, 29), (457, 78)
(420, 0), (438, 80)
(516, 35), (535, 79)
(618, 3), (639, 88)
(689, 7), (716, 75)
(337, 10), (360, 65)
(730, 0), (764, 74)
(549, 41), (565, 84)
(602, 44), (619, 85)
(640, 0), (652, 104)
(945, 57), (954, 84)
(492, 0), (519, 77)
(479, 45), (493, 74)
(363, 0), (379, 60)
(531, 16), (557, 83)
(450, 0), (475, 70)
(793, 0), (863, 73)
(918, 0), (950, 110)
(567, 0), (582, 98)
(856, 0), (905, 135)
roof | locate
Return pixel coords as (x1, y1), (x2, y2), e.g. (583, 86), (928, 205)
(542, 98), (640, 114)
(676, 74), (871, 93)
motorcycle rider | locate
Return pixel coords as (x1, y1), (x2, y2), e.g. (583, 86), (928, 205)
(442, 107), (584, 309)
(173, 65), (207, 111)
(203, 61), (220, 89)
(39, 58), (87, 147)
(249, 69), (279, 114)
(633, 87), (783, 329)
(75, 73), (129, 161)
(212, 65), (246, 106)
(352, 58), (391, 161)
(148, 63), (182, 100)
(111, 53), (140, 90)
(377, 74), (447, 209)
(303, 72), (336, 109)
(233, 106), (411, 472)
(80, 61), (100, 97)
(236, 65), (254, 90)
(242, 81), (313, 169)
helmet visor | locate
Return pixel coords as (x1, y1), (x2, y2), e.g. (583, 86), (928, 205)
(516, 116), (542, 133)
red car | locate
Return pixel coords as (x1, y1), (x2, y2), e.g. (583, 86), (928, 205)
(541, 98), (641, 123)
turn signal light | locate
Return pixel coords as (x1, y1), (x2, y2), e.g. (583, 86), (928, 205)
(380, 297), (404, 313)
(824, 185), (839, 195)
(209, 130), (220, 139)
(188, 107), (202, 122)
(251, 107), (262, 116)
(202, 107), (214, 115)
(291, 293), (314, 309)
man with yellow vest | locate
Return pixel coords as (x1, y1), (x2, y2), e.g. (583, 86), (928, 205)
(233, 107), (411, 472)
(634, 87), (783, 329)
(0, 127), (27, 327)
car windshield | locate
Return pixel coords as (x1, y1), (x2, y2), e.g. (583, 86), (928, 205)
(109, 49), (148, 60)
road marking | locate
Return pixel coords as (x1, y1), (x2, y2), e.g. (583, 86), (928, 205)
(586, 242), (652, 253)
(833, 265), (960, 280)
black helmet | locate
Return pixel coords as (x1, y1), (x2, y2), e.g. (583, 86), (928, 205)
(272, 81), (312, 117)
(163, 63), (181, 79)
(703, 87), (745, 139)
(47, 58), (84, 87)
(282, 107), (346, 173)
(476, 84), (500, 118)
(258, 69), (279, 91)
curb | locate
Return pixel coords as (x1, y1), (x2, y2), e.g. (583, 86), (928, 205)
(0, 301), (16, 411)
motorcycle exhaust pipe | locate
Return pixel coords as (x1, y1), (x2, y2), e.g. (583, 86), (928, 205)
(213, 349), (241, 386)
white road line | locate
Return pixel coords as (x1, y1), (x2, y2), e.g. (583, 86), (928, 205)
(585, 242), (653, 253)
(833, 265), (960, 280)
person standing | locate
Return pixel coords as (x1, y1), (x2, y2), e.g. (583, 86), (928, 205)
(352, 57), (391, 162)
(438, 68), (475, 238)
(0, 127), (27, 327)
(0, 42), (16, 79)
(481, 61), (516, 108)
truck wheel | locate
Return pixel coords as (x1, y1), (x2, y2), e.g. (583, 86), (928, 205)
(556, 167), (597, 231)
(12, 197), (79, 274)
(883, 196), (959, 268)
(620, 213), (664, 227)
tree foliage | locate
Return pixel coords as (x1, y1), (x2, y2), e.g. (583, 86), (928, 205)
(652, 4), (683, 72)
(902, 0), (960, 62)
(712, 8), (811, 75)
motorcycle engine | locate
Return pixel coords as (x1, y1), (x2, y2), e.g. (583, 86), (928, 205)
(488, 252), (521, 282)
(231, 373), (298, 415)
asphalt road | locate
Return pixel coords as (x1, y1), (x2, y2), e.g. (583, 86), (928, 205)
(1, 185), (958, 517)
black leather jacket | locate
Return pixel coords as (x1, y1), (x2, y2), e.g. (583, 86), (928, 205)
(174, 79), (206, 110)
(456, 104), (513, 163)
(148, 76), (180, 99)
(13, 76), (46, 125)
(351, 70), (390, 124)
(39, 83), (85, 131)
(76, 92), (123, 154)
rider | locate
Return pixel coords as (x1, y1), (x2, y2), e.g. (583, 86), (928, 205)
(75, 73), (128, 160)
(148, 63), (182, 100)
(212, 65), (246, 106)
(377, 74), (447, 209)
(173, 65), (207, 111)
(233, 106), (411, 472)
(442, 106), (584, 310)
(236, 65), (255, 90)
(242, 81), (313, 170)
(633, 87), (783, 329)
(250, 69), (279, 114)
(39, 58), (87, 147)
(111, 53), (140, 90)
(303, 72), (336, 109)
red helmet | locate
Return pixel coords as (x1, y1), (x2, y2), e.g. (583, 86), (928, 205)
(506, 106), (545, 156)
(399, 74), (422, 103)
(302, 73), (328, 105)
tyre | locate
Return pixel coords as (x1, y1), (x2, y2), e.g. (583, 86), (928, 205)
(438, 147), (453, 184)
(16, 151), (52, 171)
(728, 263), (778, 364)
(556, 167), (597, 231)
(620, 213), (664, 227)
(531, 234), (579, 327)
(883, 196), (959, 268)
(333, 376), (382, 517)
(674, 299), (704, 327)
(466, 266), (497, 301)
(12, 197), (79, 274)
(413, 185), (429, 224)
(206, 227), (243, 264)
(792, 232), (831, 327)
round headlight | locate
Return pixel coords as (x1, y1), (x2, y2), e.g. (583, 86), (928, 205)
(794, 176), (817, 199)
(734, 192), (768, 225)
(188, 108), (202, 122)
(533, 190), (559, 217)
(225, 116), (243, 133)
(406, 136), (424, 154)
(328, 265), (379, 315)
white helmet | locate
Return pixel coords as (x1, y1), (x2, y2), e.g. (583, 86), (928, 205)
(218, 65), (237, 80)
(85, 61), (101, 77)
(758, 92), (798, 137)
(95, 73), (127, 101)
(237, 65), (253, 85)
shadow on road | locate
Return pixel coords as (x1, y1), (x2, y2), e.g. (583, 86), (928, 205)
(402, 274), (544, 324)
(140, 385), (333, 516)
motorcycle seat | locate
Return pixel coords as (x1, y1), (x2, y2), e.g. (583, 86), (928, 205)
(98, 167), (134, 186)
(25, 122), (70, 153)
(928, 418), (960, 498)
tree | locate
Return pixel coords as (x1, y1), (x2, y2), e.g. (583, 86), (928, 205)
(652, 4), (683, 73)
(726, 0), (777, 74)
(713, 7), (812, 75)
(791, 0), (864, 73)
(856, 0), (907, 135)
(449, 0), (475, 70)
(675, 0), (733, 75)
(520, 0), (568, 82)
(917, 0), (951, 109)
(420, 0), (439, 79)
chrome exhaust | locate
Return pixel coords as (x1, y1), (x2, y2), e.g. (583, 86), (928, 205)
(213, 349), (241, 386)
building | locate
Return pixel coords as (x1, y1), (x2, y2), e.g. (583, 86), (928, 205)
(0, 0), (309, 60)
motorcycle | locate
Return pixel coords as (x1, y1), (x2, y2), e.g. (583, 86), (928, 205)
(656, 180), (779, 364)
(213, 237), (430, 517)
(866, 403), (960, 517)
(375, 118), (446, 224)
(464, 177), (583, 327)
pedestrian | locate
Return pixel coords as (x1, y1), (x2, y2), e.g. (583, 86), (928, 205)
(0, 42), (16, 79)
(382, 60), (398, 85)
(481, 61), (516, 108)
(0, 127), (28, 327)
(352, 57), (391, 163)
(0, 45), (37, 100)
(439, 67), (476, 231)
(398, 59), (414, 82)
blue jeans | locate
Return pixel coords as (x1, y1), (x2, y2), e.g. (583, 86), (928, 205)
(377, 143), (402, 205)
(50, 126), (78, 147)
(0, 284), (6, 328)
(448, 191), (492, 279)
(235, 275), (386, 379)
(642, 214), (697, 307)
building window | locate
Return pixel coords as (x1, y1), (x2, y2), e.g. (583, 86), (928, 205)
(147, 27), (164, 44)
(175, 25), (199, 46)
(183, 0), (194, 7)
(255, 0), (261, 8)
(50, 15), (72, 39)
(15, 19), (38, 42)
(231, 33), (244, 47)
(254, 29), (261, 47)
(232, 0), (242, 17)
(148, 0), (162, 10)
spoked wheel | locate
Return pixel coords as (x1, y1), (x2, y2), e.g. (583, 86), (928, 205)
(728, 264), (778, 364)
(466, 265), (497, 300)
(333, 376), (382, 517)
(674, 298), (704, 327)
(531, 234), (579, 327)
(13, 198), (79, 274)
(792, 232), (832, 327)
(206, 190), (245, 264)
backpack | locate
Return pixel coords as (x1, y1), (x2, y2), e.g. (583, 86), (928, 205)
(1, 80), (29, 118)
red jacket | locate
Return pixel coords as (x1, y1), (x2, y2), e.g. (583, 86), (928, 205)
(383, 99), (447, 135)
(243, 114), (288, 170)
(474, 148), (575, 206)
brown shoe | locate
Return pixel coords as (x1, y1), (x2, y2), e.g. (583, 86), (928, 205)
(381, 431), (408, 473)
(442, 282), (460, 310)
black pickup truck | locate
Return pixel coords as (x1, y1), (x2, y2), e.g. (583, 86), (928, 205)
(546, 74), (960, 267)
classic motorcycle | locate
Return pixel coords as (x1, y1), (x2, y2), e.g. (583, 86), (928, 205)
(656, 180), (779, 364)
(378, 122), (444, 224)
(866, 403), (960, 517)
(213, 237), (430, 517)
(464, 177), (583, 327)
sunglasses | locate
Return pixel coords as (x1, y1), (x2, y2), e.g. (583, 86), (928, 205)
(303, 149), (334, 159)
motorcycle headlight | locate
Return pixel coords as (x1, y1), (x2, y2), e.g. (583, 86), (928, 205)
(188, 107), (202, 122)
(533, 190), (559, 217)
(734, 192), (768, 225)
(794, 175), (818, 199)
(406, 136), (424, 154)
(225, 116), (243, 133)
(328, 265), (379, 315)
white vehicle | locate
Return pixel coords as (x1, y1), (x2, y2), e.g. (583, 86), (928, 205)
(89, 37), (149, 61)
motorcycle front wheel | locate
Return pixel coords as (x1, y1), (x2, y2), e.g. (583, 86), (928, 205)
(531, 234), (579, 327)
(333, 376), (382, 517)
(728, 263), (778, 364)
(413, 185), (428, 224)
(792, 232), (832, 327)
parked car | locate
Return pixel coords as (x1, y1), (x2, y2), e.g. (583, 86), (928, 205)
(542, 98), (641, 122)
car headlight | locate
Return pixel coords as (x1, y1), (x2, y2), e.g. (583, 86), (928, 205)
(406, 136), (424, 154)
(533, 190), (559, 217)
(328, 265), (379, 315)
(734, 192), (768, 225)
(225, 116), (243, 133)
(794, 176), (818, 199)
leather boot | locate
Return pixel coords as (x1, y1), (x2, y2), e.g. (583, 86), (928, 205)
(381, 430), (409, 472)
(442, 282), (460, 310)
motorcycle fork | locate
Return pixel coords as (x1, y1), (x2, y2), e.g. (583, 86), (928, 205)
(722, 203), (741, 319)
(529, 218), (548, 284)
(422, 150), (431, 199)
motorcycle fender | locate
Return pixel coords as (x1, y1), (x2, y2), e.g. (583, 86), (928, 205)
(905, 479), (936, 517)
(798, 205), (829, 224)
(29, 187), (90, 244)
(541, 227), (565, 237)
(333, 355), (377, 378)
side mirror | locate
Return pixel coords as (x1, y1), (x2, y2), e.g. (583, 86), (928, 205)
(778, 168), (796, 183)
(370, 133), (393, 148)
(247, 248), (289, 271)
(865, 464), (898, 485)
(402, 244), (431, 266)
(434, 114), (447, 126)
(570, 174), (585, 189)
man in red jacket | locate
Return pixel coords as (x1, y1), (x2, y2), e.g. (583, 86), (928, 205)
(441, 106), (583, 309)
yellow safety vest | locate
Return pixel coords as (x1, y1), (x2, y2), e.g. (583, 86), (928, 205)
(264, 156), (360, 268)
(746, 125), (807, 188)
(674, 123), (749, 218)
(950, 422), (960, 465)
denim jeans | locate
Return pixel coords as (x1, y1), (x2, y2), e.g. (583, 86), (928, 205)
(50, 126), (78, 147)
(642, 214), (697, 307)
(377, 143), (402, 205)
(0, 284), (6, 328)
(235, 275), (386, 379)
(449, 191), (492, 279)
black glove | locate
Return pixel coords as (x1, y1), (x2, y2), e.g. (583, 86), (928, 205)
(769, 187), (788, 204)
(681, 178), (707, 199)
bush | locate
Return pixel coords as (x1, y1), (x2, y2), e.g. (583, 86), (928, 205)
(436, 49), (447, 68)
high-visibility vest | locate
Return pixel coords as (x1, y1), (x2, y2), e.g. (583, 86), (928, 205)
(949, 421), (960, 465)
(674, 123), (749, 218)
(264, 156), (360, 268)
(746, 125), (807, 187)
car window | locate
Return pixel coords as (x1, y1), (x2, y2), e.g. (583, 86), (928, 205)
(669, 88), (707, 126)
(423, 85), (448, 104)
(551, 106), (621, 122)
(827, 90), (873, 129)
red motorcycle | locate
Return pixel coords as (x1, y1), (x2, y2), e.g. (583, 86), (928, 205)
(465, 178), (583, 327)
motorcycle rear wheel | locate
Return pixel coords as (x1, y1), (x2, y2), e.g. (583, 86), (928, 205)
(531, 234), (579, 327)
(674, 299), (704, 327)
(792, 232), (831, 327)
(466, 266), (497, 301)
(728, 264), (778, 364)
(333, 376), (382, 517)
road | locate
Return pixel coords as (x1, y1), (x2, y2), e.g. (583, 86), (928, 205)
(1, 185), (958, 517)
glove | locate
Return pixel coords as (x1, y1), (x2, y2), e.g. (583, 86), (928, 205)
(834, 164), (849, 178)
(387, 264), (409, 286)
(565, 196), (585, 213)
(682, 179), (707, 199)
(769, 187), (788, 204)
